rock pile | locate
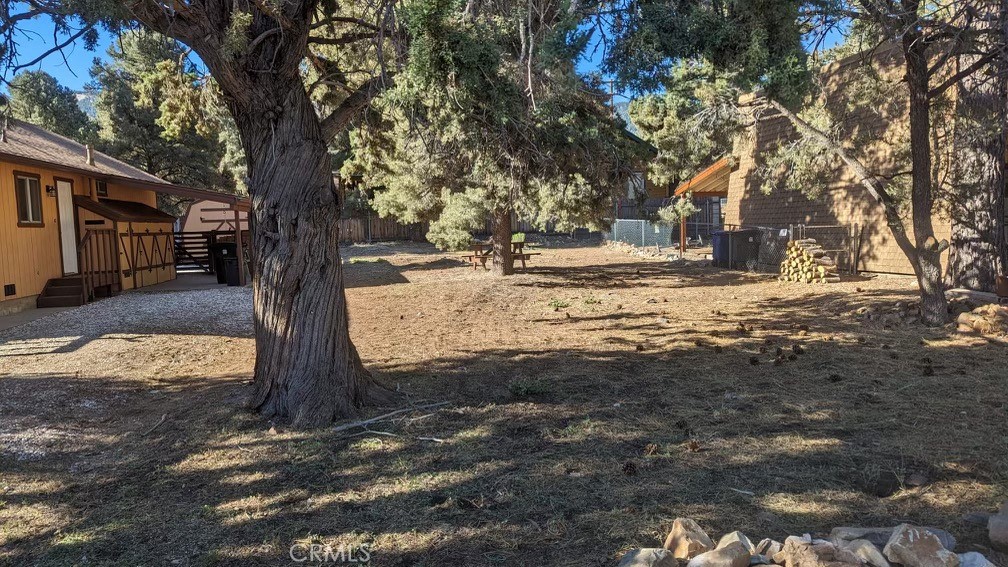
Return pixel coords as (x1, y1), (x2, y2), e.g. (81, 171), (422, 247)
(851, 301), (922, 327)
(956, 303), (1008, 337)
(618, 510), (1008, 567)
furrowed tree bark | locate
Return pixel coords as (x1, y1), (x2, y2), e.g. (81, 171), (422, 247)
(491, 207), (514, 276)
(903, 20), (949, 325)
(125, 2), (395, 426)
(947, 16), (1007, 291)
(233, 84), (392, 426)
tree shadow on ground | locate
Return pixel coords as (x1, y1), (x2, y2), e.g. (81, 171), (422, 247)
(344, 261), (413, 288)
(3, 326), (1006, 566)
(517, 261), (773, 291)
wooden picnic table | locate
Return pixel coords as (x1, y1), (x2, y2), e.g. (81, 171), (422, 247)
(511, 250), (541, 269)
(464, 242), (493, 270)
(463, 240), (540, 270)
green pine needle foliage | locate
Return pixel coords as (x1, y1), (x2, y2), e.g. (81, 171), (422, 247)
(343, 0), (649, 250)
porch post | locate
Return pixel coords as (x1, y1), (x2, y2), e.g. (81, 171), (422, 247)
(234, 207), (245, 285)
(680, 213), (687, 255)
(128, 222), (138, 290)
(112, 221), (122, 291)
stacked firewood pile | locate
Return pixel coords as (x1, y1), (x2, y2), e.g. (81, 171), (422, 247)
(778, 239), (840, 284)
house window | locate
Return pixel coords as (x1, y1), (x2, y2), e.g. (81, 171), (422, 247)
(95, 180), (108, 197)
(626, 172), (645, 199)
(14, 174), (43, 226)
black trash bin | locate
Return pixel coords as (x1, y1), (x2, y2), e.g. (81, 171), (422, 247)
(223, 256), (241, 286)
(209, 242), (238, 284)
(729, 229), (762, 270)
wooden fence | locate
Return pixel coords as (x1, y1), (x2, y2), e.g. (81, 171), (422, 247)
(126, 230), (176, 274)
(339, 216), (427, 243)
(175, 231), (214, 273)
(175, 218), (423, 274)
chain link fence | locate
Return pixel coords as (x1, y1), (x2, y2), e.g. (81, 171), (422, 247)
(607, 221), (861, 275)
(605, 219), (677, 248)
(604, 220), (726, 249)
(755, 227), (792, 271)
(795, 224), (860, 274)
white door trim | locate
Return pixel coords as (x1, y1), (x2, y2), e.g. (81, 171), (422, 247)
(56, 179), (79, 275)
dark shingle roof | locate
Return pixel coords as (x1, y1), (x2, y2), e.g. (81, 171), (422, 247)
(0, 118), (169, 185)
(0, 118), (250, 211)
(73, 196), (177, 223)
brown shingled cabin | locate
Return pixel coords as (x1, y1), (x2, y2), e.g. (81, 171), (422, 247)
(0, 118), (248, 314)
(670, 43), (1008, 277)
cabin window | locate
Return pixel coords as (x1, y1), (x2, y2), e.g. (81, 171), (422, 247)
(626, 172), (645, 199)
(14, 174), (43, 226)
(95, 180), (109, 197)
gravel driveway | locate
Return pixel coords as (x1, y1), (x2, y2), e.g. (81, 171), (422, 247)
(0, 287), (253, 346)
(0, 287), (255, 463)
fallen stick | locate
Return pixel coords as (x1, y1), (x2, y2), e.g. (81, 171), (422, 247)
(333, 401), (451, 433)
(142, 413), (167, 436)
(406, 413), (437, 423)
(349, 429), (446, 444)
(356, 430), (400, 438)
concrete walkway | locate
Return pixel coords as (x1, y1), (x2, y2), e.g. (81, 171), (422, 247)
(139, 273), (226, 292)
(0, 307), (72, 333)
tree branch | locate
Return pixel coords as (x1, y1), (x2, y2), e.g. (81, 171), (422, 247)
(766, 97), (918, 263)
(0, 7), (44, 36)
(929, 49), (998, 98)
(11, 25), (90, 74)
(311, 16), (381, 32)
(767, 99), (894, 206)
(319, 76), (387, 140)
(125, 0), (200, 46)
(308, 32), (377, 46)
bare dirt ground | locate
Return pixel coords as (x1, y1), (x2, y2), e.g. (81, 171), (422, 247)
(1, 241), (1006, 566)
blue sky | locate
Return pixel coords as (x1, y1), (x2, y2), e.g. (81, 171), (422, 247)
(12, 14), (620, 94)
(11, 17), (113, 90)
(13, 12), (843, 102)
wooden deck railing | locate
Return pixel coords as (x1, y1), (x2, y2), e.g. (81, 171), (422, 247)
(175, 230), (250, 274)
(77, 228), (120, 303)
(174, 231), (217, 273)
(122, 229), (176, 276)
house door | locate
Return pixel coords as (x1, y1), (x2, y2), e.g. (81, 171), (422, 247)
(56, 179), (79, 275)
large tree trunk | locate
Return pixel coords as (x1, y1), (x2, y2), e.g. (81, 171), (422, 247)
(947, 22), (1007, 291)
(491, 208), (514, 276)
(127, 2), (394, 427)
(903, 22), (949, 325)
(233, 84), (389, 427)
(947, 7), (1003, 290)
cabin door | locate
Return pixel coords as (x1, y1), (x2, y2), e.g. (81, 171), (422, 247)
(56, 179), (79, 275)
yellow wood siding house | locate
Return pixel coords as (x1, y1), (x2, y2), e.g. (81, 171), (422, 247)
(0, 118), (244, 314)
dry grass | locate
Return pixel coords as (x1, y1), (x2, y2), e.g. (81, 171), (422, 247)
(1, 241), (1006, 566)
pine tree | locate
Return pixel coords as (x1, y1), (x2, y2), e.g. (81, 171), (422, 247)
(344, 0), (648, 275)
(7, 70), (96, 143)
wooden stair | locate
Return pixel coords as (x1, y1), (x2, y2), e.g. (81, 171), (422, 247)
(36, 277), (85, 308)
